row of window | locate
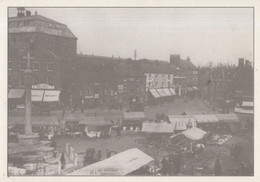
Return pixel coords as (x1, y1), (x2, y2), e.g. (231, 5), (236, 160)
(8, 61), (54, 72)
(148, 81), (172, 88)
(148, 74), (173, 79)
(8, 75), (54, 87)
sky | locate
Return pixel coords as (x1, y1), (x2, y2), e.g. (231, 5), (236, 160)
(9, 7), (253, 66)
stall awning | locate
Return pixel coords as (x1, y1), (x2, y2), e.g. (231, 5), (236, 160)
(169, 88), (177, 95)
(216, 113), (240, 123)
(149, 89), (160, 98)
(192, 86), (198, 90)
(69, 148), (153, 175)
(43, 90), (60, 102)
(193, 114), (219, 123)
(169, 115), (196, 130)
(142, 122), (175, 133)
(31, 90), (44, 102)
(8, 89), (25, 99)
(162, 88), (172, 96)
(79, 117), (111, 126)
(123, 112), (145, 120)
(242, 101), (253, 107)
(157, 88), (167, 97)
(182, 127), (207, 140)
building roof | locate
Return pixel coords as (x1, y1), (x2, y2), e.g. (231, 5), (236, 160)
(177, 59), (197, 70)
(139, 59), (176, 74)
(9, 14), (77, 39)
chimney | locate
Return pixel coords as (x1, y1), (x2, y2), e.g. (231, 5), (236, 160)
(187, 57), (191, 62)
(238, 58), (244, 67)
(35, 11), (38, 15)
(245, 60), (250, 66)
(17, 7), (25, 17)
(26, 10), (31, 16)
(170, 54), (181, 65)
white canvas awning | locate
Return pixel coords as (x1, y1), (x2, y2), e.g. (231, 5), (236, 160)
(169, 115), (196, 130)
(242, 101), (253, 107)
(182, 127), (207, 140)
(31, 90), (44, 102)
(157, 88), (167, 97)
(169, 88), (177, 95)
(149, 89), (160, 98)
(193, 114), (219, 123)
(142, 122), (175, 133)
(216, 113), (240, 123)
(69, 148), (153, 175)
(43, 90), (60, 102)
(123, 112), (145, 120)
(162, 88), (172, 96)
(8, 89), (25, 99)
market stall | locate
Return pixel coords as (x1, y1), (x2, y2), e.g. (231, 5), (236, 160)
(122, 112), (145, 133)
(79, 117), (112, 138)
(69, 148), (153, 175)
(193, 114), (219, 134)
(168, 115), (197, 133)
(142, 122), (175, 134)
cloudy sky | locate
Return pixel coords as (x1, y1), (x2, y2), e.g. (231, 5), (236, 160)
(9, 7), (253, 66)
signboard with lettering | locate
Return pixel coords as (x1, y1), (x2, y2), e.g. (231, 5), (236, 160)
(32, 84), (54, 90)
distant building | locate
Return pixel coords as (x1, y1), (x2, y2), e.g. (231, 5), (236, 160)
(8, 8), (77, 91)
(170, 54), (198, 95)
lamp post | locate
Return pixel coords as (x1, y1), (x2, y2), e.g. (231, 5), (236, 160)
(23, 51), (34, 135)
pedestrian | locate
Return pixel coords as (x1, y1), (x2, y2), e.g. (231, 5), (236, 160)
(106, 149), (110, 158)
(81, 98), (85, 114)
(95, 150), (102, 162)
(214, 159), (222, 176)
(116, 125), (121, 139)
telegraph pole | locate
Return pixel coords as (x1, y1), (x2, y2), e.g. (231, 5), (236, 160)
(134, 50), (137, 61)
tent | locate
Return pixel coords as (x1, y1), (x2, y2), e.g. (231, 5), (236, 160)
(69, 148), (153, 175)
(182, 127), (207, 140)
(123, 112), (145, 132)
(142, 122), (175, 133)
(193, 115), (219, 124)
(168, 115), (196, 131)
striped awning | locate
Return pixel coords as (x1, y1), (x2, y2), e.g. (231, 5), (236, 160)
(162, 88), (172, 96)
(8, 89), (25, 99)
(149, 89), (160, 98)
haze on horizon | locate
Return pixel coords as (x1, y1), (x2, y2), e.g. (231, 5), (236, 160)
(8, 7), (253, 66)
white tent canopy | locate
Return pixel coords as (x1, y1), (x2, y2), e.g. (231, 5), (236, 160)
(216, 113), (240, 123)
(182, 127), (207, 140)
(142, 122), (175, 133)
(169, 115), (196, 131)
(193, 114), (219, 123)
(69, 148), (153, 175)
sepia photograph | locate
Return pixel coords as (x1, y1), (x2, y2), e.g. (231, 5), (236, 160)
(6, 6), (254, 176)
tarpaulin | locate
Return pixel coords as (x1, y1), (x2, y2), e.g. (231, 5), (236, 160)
(69, 148), (153, 175)
(142, 122), (174, 133)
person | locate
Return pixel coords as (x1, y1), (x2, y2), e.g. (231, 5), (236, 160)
(95, 150), (102, 162)
(106, 149), (110, 158)
(214, 159), (222, 176)
(81, 98), (85, 114)
(116, 124), (121, 139)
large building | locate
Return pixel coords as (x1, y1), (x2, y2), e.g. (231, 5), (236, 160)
(170, 54), (198, 95)
(8, 8), (77, 92)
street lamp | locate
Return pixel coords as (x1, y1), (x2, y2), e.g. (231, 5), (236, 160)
(24, 66), (33, 135)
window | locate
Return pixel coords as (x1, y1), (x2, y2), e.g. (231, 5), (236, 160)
(8, 60), (12, 70)
(33, 75), (40, 85)
(47, 63), (54, 71)
(19, 76), (25, 87)
(47, 76), (54, 85)
(19, 61), (27, 70)
(33, 62), (40, 71)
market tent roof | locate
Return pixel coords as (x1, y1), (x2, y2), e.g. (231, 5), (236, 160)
(162, 88), (172, 96)
(69, 148), (153, 175)
(142, 122), (175, 133)
(123, 112), (145, 119)
(193, 114), (219, 123)
(31, 90), (44, 102)
(169, 88), (177, 95)
(8, 89), (25, 99)
(168, 115), (196, 130)
(182, 127), (207, 140)
(43, 90), (60, 102)
(192, 86), (198, 90)
(216, 113), (240, 123)
(157, 88), (167, 97)
(149, 89), (160, 98)
(79, 117), (111, 126)
(242, 101), (253, 107)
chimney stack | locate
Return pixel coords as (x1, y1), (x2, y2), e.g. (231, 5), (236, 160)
(170, 54), (181, 65)
(238, 58), (244, 67)
(187, 57), (191, 62)
(17, 7), (25, 17)
(26, 10), (31, 16)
